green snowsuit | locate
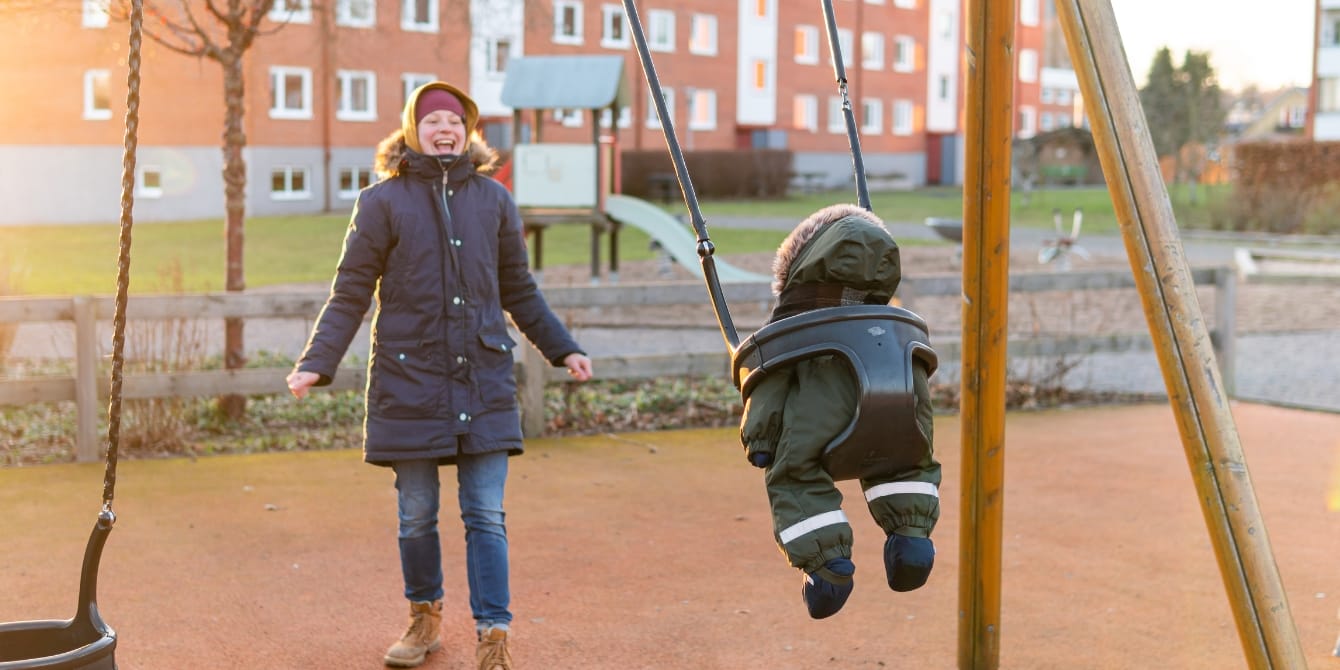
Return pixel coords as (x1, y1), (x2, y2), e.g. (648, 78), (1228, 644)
(739, 204), (940, 575)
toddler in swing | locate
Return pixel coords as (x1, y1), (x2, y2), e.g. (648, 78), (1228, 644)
(739, 203), (941, 619)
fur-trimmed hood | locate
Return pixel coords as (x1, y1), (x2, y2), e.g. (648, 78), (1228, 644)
(771, 203), (901, 296)
(373, 129), (501, 181)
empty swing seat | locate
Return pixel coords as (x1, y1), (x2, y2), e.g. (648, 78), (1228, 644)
(732, 304), (938, 482)
(0, 514), (117, 670)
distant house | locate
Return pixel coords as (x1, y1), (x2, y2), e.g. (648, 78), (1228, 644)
(1012, 126), (1103, 187)
(1226, 87), (1310, 143)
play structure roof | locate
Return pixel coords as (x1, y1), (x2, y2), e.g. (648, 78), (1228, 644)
(501, 55), (629, 111)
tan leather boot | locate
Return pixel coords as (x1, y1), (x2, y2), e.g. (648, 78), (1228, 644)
(383, 600), (442, 668)
(476, 627), (513, 670)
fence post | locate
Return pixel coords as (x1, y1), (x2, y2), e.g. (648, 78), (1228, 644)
(517, 343), (546, 438)
(1213, 267), (1237, 397)
(72, 296), (99, 462)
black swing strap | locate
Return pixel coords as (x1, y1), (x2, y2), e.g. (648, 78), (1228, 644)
(819, 0), (871, 211)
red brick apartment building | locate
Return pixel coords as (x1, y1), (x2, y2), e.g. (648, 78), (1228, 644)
(0, 0), (1077, 225)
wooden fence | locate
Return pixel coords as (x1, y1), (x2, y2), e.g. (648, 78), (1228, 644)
(0, 267), (1237, 461)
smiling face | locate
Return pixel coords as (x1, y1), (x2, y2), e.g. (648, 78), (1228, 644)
(416, 109), (467, 156)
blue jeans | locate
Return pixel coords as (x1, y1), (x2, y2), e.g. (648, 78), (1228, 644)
(393, 451), (512, 631)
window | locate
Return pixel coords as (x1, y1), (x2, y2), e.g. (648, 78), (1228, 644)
(687, 89), (716, 131)
(795, 25), (819, 65)
(646, 86), (673, 128)
(1039, 112), (1054, 132)
(1056, 88), (1072, 104)
(835, 29), (854, 67)
(1019, 49), (1038, 83)
(648, 10), (675, 52)
(269, 0), (313, 24)
(82, 0), (109, 28)
(336, 70), (376, 121)
(271, 166), (311, 200)
(402, 0), (438, 32)
(936, 10), (954, 38)
(937, 75), (950, 100)
(892, 99), (914, 135)
(827, 96), (846, 133)
(893, 36), (915, 72)
(893, 0), (915, 8)
(1040, 87), (1054, 104)
(601, 5), (628, 48)
(338, 167), (375, 199)
(1020, 0), (1039, 26)
(793, 94), (817, 131)
(752, 60), (767, 91)
(688, 14), (717, 55)
(1018, 105), (1037, 137)
(84, 69), (112, 120)
(486, 38), (512, 77)
(1319, 77), (1340, 113)
(270, 66), (313, 119)
(554, 0), (583, 44)
(861, 98), (883, 134)
(336, 0), (376, 28)
(553, 108), (584, 127)
(754, 0), (768, 18)
(1286, 105), (1307, 128)
(1325, 14), (1340, 45)
(861, 32), (884, 70)
(599, 107), (632, 129)
(402, 72), (436, 107)
(137, 166), (162, 198)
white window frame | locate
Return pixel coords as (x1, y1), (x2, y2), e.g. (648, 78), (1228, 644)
(1020, 0), (1039, 26)
(336, 70), (377, 122)
(269, 0), (313, 24)
(893, 0), (916, 8)
(271, 166), (312, 200)
(686, 88), (716, 131)
(270, 66), (313, 120)
(336, 0), (376, 28)
(647, 9), (676, 52)
(892, 99), (914, 135)
(486, 37), (513, 79)
(1039, 111), (1054, 132)
(402, 0), (439, 33)
(1320, 78), (1340, 113)
(827, 96), (846, 134)
(402, 72), (436, 108)
(1019, 105), (1037, 137)
(553, 108), (584, 128)
(688, 14), (717, 55)
(82, 0), (110, 28)
(861, 32), (884, 70)
(835, 29), (854, 67)
(553, 0), (584, 45)
(84, 69), (112, 120)
(892, 35), (915, 72)
(861, 98), (883, 134)
(599, 106), (633, 129)
(338, 166), (375, 199)
(137, 165), (163, 199)
(1019, 49), (1039, 83)
(646, 87), (674, 128)
(794, 25), (819, 65)
(1040, 86), (1055, 104)
(601, 4), (629, 48)
(794, 94), (818, 132)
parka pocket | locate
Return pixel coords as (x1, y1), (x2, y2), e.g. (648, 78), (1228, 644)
(369, 338), (443, 418)
(476, 332), (519, 409)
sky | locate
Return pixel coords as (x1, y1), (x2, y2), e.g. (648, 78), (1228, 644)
(1109, 0), (1316, 91)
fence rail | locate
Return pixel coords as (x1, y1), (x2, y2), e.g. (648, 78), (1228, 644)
(0, 267), (1236, 461)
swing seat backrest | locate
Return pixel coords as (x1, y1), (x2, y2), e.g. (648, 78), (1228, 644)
(732, 304), (937, 482)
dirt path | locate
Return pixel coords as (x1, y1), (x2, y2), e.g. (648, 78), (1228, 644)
(3, 403), (1338, 669)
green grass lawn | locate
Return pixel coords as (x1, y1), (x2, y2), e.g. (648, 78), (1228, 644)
(0, 184), (1228, 296)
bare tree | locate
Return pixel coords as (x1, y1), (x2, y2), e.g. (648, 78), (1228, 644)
(111, 0), (284, 419)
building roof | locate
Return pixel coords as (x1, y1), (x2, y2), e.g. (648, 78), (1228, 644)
(501, 55), (629, 111)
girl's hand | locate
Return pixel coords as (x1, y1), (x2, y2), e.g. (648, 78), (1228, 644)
(563, 353), (593, 382)
(286, 370), (320, 399)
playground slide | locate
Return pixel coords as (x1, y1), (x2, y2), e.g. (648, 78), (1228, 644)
(604, 194), (771, 283)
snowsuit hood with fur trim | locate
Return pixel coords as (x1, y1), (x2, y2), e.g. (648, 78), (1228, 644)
(769, 204), (902, 322)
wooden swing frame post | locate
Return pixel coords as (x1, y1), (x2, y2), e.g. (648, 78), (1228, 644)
(1053, 1), (1305, 666)
(957, 0), (1014, 666)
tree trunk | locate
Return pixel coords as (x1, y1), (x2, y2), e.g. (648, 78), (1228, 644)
(220, 50), (248, 419)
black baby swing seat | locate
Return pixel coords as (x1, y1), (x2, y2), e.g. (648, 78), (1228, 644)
(732, 305), (938, 482)
(619, 0), (939, 483)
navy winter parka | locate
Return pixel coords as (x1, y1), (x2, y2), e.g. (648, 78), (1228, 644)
(294, 132), (583, 466)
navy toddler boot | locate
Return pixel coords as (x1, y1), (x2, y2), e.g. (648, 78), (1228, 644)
(884, 534), (935, 592)
(802, 557), (855, 619)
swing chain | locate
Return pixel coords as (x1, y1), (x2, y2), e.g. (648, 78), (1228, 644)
(101, 0), (145, 518)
